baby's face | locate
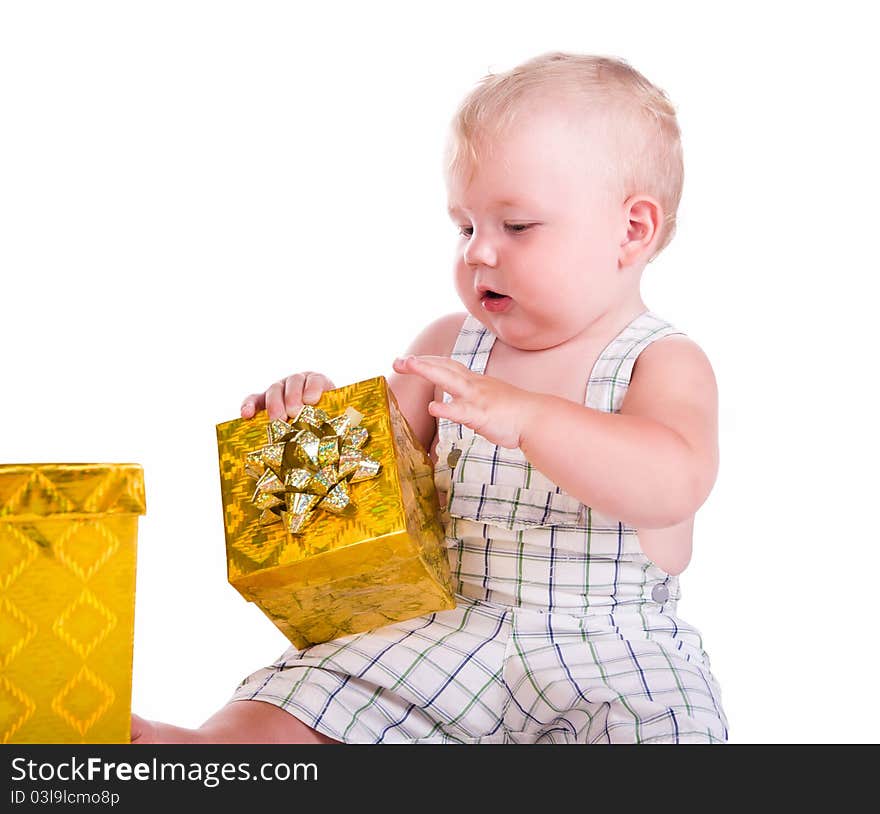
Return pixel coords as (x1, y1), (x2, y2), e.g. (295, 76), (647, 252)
(447, 104), (634, 351)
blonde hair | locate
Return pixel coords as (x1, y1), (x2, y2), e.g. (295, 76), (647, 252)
(445, 52), (684, 259)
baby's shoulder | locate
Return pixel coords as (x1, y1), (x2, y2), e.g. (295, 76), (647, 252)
(625, 333), (718, 417)
(632, 333), (715, 384)
(406, 312), (468, 357)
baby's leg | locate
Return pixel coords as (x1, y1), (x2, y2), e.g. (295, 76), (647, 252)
(131, 701), (339, 744)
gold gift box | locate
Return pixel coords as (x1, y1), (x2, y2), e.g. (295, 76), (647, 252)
(216, 376), (455, 649)
(0, 463), (145, 744)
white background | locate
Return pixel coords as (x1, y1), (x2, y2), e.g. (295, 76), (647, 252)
(2, 1), (878, 744)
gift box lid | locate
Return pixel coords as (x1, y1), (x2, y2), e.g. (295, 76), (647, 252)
(0, 463), (146, 519)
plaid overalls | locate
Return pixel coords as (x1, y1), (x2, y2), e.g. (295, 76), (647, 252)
(231, 311), (728, 743)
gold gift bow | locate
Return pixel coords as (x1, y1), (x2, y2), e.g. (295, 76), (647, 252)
(244, 404), (381, 534)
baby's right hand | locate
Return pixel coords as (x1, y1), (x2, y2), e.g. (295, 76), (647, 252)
(241, 372), (336, 421)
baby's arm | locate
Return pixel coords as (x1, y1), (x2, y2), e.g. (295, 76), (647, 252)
(522, 335), (719, 529)
(395, 335), (718, 530)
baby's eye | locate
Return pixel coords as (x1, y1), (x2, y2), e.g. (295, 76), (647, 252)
(457, 225), (473, 238)
(505, 223), (533, 233)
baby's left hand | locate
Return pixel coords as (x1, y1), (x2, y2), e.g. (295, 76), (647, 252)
(393, 355), (539, 449)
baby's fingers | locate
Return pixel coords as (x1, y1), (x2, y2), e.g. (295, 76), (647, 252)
(278, 372), (335, 419)
(266, 377), (296, 420)
(240, 392), (266, 418)
(301, 372), (336, 405)
(241, 372), (336, 422)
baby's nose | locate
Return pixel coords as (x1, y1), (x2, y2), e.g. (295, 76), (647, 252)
(463, 232), (498, 267)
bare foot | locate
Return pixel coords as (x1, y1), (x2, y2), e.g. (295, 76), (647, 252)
(130, 712), (202, 744)
(130, 713), (156, 743)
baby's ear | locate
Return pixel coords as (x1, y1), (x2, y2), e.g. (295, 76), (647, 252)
(619, 195), (663, 267)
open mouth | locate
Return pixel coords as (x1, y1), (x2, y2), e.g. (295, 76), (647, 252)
(480, 289), (512, 312)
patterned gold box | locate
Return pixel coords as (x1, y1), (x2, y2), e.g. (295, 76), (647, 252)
(216, 376), (455, 649)
(0, 463), (145, 744)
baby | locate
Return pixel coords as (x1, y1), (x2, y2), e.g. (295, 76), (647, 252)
(133, 52), (727, 744)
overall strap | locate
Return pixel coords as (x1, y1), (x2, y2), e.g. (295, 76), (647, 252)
(585, 310), (685, 414)
(438, 314), (496, 442)
(449, 314), (495, 374)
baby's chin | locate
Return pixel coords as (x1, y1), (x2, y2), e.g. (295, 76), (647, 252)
(465, 302), (561, 351)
